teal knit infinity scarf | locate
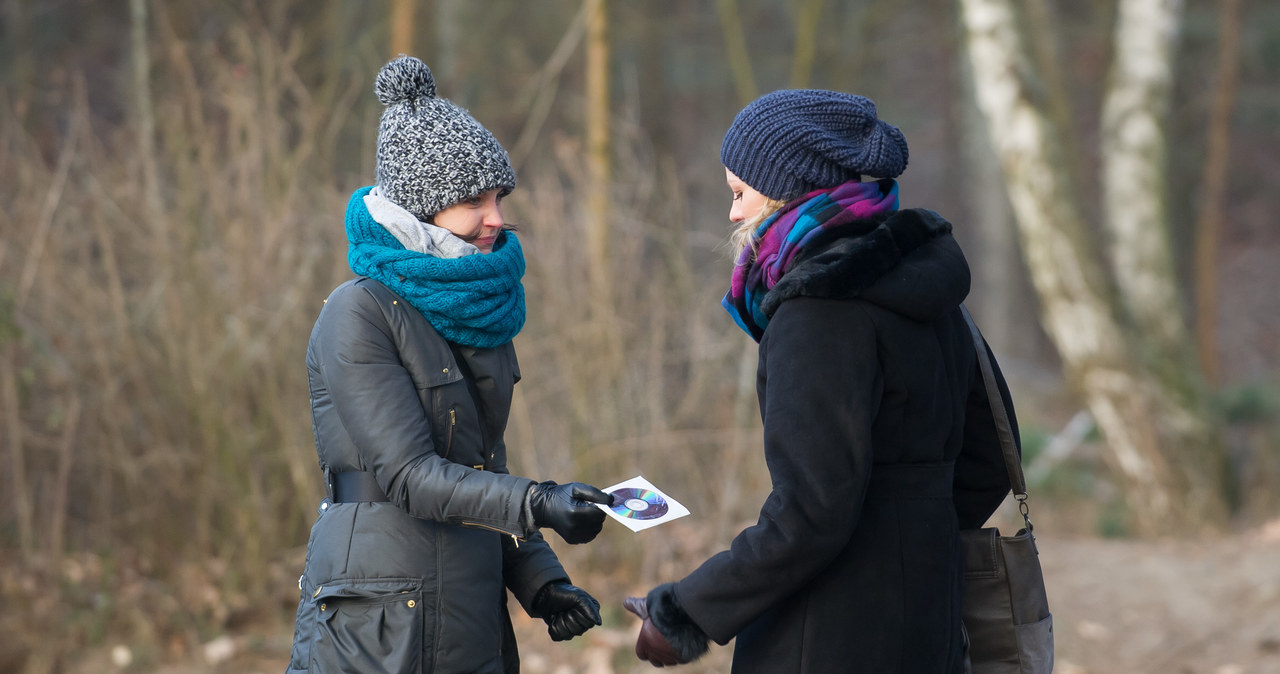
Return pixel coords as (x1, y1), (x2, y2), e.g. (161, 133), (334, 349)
(345, 186), (526, 348)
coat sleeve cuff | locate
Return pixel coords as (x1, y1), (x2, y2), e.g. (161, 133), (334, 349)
(503, 532), (569, 614)
(646, 582), (710, 663)
(521, 483), (537, 535)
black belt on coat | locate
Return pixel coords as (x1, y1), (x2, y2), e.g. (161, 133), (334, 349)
(332, 470), (390, 503)
(864, 462), (954, 500)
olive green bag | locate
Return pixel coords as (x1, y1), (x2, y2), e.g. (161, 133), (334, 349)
(960, 308), (1054, 674)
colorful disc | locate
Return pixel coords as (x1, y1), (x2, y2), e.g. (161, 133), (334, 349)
(609, 487), (670, 520)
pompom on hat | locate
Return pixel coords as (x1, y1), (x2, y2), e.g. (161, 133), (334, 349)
(720, 89), (909, 201)
(374, 55), (516, 220)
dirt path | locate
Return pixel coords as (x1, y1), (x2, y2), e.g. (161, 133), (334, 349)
(1042, 524), (1280, 674)
(65, 525), (1280, 673)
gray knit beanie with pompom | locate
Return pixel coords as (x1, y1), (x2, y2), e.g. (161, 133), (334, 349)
(720, 89), (909, 201)
(374, 55), (516, 220)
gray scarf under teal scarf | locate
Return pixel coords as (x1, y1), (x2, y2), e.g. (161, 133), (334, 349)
(345, 186), (526, 348)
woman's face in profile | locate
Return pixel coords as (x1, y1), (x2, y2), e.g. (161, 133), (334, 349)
(725, 168), (769, 224)
(433, 188), (506, 253)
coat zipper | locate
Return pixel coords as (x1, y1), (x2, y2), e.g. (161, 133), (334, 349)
(459, 520), (523, 547)
(443, 406), (514, 544)
(444, 408), (456, 458)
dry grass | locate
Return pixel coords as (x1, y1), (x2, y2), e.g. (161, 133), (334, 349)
(0, 14), (765, 672)
(2, 20), (383, 669)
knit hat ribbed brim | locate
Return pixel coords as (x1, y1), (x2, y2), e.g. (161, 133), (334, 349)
(374, 55), (516, 221)
(720, 89), (909, 201)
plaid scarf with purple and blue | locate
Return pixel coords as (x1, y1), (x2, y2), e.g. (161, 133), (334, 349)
(723, 179), (900, 341)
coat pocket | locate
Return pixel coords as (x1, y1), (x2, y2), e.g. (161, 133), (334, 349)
(308, 578), (425, 674)
(1014, 613), (1054, 672)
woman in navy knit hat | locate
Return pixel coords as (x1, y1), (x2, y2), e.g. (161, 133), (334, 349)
(286, 56), (613, 673)
(624, 89), (1021, 672)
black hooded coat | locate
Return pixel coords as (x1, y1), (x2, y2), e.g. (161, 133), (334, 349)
(660, 209), (1018, 673)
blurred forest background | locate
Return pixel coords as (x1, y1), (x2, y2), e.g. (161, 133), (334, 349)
(1, 0), (1278, 672)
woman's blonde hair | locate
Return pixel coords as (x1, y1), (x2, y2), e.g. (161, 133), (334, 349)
(729, 197), (789, 260)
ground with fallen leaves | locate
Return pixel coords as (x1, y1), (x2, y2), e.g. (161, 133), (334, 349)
(53, 518), (1280, 674)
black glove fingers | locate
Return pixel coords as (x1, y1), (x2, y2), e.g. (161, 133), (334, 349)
(548, 612), (591, 641)
(530, 481), (609, 544)
(535, 582), (601, 641)
(548, 617), (572, 641)
(567, 604), (599, 630)
(569, 482), (612, 505)
(581, 502), (607, 523)
(560, 612), (590, 637)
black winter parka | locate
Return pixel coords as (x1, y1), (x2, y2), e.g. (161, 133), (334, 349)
(286, 278), (567, 674)
(665, 209), (1017, 672)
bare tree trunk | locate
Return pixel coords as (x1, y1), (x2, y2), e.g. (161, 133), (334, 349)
(581, 0), (625, 443)
(789, 0), (825, 88)
(959, 0), (1223, 535)
(435, 0), (463, 85)
(131, 0), (162, 221)
(1101, 0), (1185, 347)
(1024, 0), (1085, 184)
(585, 0), (612, 309)
(716, 0), (759, 105)
(49, 394), (82, 559)
(957, 35), (1028, 360)
(389, 0), (415, 60)
(1, 344), (30, 555)
(1194, 0), (1242, 386)
(2, 0), (31, 124)
(1101, 0), (1226, 524)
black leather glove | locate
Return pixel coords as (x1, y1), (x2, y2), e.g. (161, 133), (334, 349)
(624, 596), (683, 667)
(528, 481), (611, 544)
(532, 582), (602, 641)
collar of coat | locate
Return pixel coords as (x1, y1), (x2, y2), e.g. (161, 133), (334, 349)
(759, 208), (962, 319)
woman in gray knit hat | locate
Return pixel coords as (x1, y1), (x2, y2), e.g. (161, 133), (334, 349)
(285, 55), (611, 674)
(623, 89), (1023, 672)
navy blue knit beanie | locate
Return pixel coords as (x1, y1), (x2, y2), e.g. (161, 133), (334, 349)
(720, 89), (909, 201)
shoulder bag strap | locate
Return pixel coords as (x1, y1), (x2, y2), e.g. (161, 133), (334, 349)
(959, 305), (1035, 531)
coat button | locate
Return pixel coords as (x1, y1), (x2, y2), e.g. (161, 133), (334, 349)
(407, 600), (416, 608)
(442, 367), (449, 374)
(320, 603), (327, 611)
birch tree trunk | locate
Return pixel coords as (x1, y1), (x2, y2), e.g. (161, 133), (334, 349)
(1100, 0), (1225, 526)
(958, 28), (1024, 358)
(958, 0), (1224, 535)
(1102, 0), (1184, 347)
